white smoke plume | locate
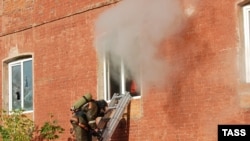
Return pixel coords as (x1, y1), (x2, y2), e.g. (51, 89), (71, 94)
(94, 0), (184, 91)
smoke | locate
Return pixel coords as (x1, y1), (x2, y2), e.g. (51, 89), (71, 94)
(94, 0), (184, 90)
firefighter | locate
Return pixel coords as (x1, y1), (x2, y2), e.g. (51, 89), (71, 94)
(84, 99), (108, 140)
(70, 93), (108, 141)
(70, 93), (93, 141)
(70, 109), (91, 141)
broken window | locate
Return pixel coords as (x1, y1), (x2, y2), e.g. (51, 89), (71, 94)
(8, 58), (33, 111)
(104, 53), (141, 100)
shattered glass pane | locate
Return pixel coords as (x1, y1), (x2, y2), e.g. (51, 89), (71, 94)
(11, 65), (21, 110)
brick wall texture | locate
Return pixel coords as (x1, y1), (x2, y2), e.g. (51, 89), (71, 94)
(0, 0), (250, 141)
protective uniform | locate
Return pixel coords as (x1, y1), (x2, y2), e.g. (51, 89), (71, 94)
(70, 94), (108, 141)
(70, 93), (93, 141)
(70, 111), (91, 141)
(85, 100), (99, 130)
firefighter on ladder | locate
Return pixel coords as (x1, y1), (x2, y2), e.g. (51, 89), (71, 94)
(70, 93), (108, 141)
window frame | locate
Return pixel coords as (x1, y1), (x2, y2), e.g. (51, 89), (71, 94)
(103, 53), (141, 101)
(243, 5), (250, 82)
(8, 58), (33, 113)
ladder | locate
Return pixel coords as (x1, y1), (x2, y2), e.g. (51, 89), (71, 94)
(97, 92), (132, 141)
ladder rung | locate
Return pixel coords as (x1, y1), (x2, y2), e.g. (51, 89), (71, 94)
(107, 106), (117, 110)
(113, 95), (123, 99)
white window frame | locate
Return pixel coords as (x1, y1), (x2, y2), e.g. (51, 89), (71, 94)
(103, 54), (141, 101)
(8, 58), (33, 112)
(243, 5), (250, 82)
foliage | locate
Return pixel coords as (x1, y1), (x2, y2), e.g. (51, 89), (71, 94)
(0, 109), (35, 141)
(39, 114), (65, 141)
(0, 110), (65, 141)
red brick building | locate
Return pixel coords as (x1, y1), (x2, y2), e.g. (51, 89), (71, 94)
(1, 0), (250, 140)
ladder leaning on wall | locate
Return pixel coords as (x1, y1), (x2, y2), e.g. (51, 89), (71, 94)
(97, 92), (132, 141)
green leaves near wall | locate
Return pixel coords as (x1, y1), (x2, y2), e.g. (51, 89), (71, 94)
(0, 109), (64, 141)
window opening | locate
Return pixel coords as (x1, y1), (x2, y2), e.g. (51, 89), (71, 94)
(104, 53), (141, 100)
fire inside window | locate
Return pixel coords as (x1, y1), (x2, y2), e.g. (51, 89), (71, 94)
(8, 58), (33, 112)
(104, 54), (140, 100)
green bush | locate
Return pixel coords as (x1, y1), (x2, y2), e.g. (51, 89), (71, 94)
(39, 114), (65, 140)
(0, 109), (34, 141)
(0, 110), (65, 141)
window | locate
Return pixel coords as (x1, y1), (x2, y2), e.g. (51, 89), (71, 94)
(103, 53), (141, 100)
(8, 58), (33, 112)
(243, 5), (250, 82)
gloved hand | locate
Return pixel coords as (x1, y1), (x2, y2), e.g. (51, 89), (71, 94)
(94, 128), (99, 132)
(70, 128), (74, 134)
(70, 120), (78, 124)
(90, 128), (102, 139)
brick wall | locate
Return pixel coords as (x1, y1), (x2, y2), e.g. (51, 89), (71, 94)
(124, 1), (250, 141)
(0, 0), (250, 141)
(0, 0), (118, 140)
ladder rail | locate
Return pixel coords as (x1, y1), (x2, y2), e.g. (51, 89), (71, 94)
(100, 92), (132, 141)
(97, 93), (121, 129)
(104, 94), (130, 131)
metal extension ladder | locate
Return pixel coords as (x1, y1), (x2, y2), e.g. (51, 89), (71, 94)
(97, 92), (132, 141)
